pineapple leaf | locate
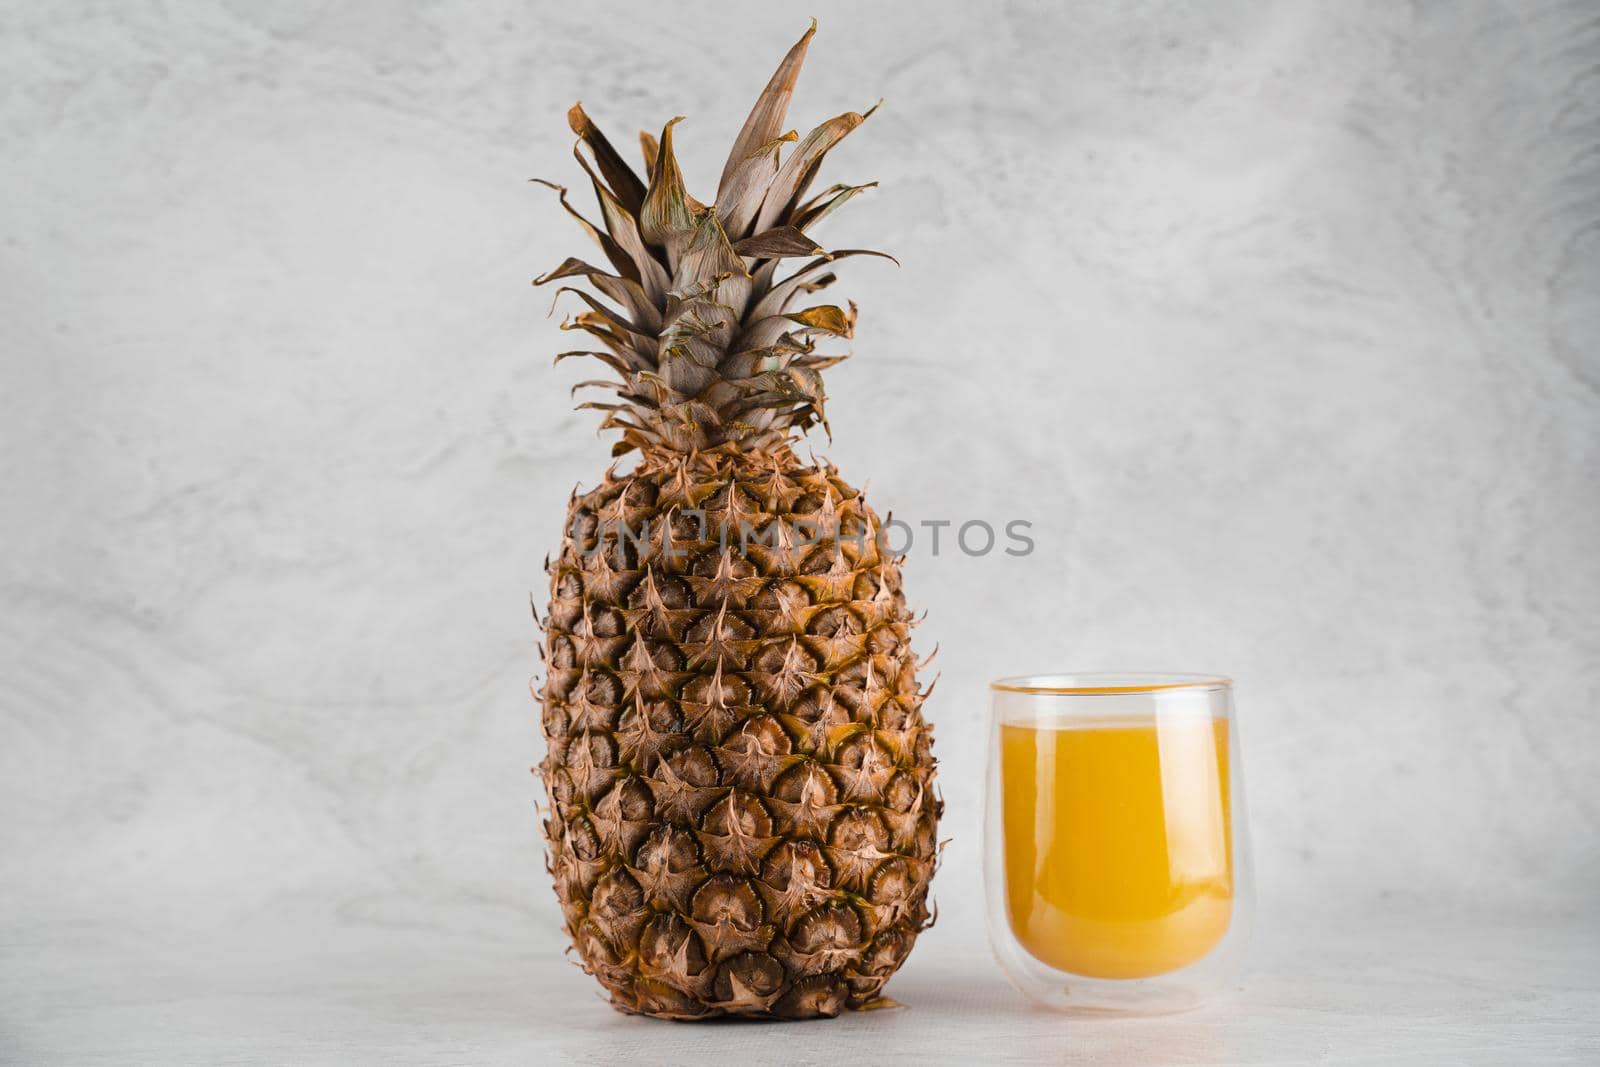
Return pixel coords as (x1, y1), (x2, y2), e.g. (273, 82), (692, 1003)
(675, 211), (750, 291)
(728, 316), (793, 353)
(639, 117), (702, 268)
(533, 256), (609, 286)
(716, 19), (816, 201)
(753, 109), (870, 233)
(568, 102), (647, 215)
(569, 378), (629, 398)
(784, 304), (854, 338)
(733, 226), (825, 260)
(559, 314), (651, 366)
(531, 179), (640, 288)
(748, 250), (892, 321)
(590, 273), (662, 334)
(570, 147), (672, 305)
(553, 348), (643, 376)
(715, 132), (795, 240)
(639, 130), (659, 178)
(792, 182), (878, 232)
(551, 286), (649, 338)
(536, 256), (660, 333)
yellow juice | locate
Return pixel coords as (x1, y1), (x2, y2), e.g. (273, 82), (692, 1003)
(1000, 714), (1232, 979)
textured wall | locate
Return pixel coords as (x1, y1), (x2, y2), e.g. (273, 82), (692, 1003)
(3, 0), (1597, 962)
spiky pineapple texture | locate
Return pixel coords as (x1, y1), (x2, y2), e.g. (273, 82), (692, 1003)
(534, 23), (940, 1020)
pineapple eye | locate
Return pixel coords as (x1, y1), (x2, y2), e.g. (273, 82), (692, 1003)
(680, 667), (753, 707)
(867, 857), (916, 904)
(690, 873), (765, 927)
(565, 815), (602, 861)
(773, 762), (839, 806)
(582, 671), (621, 705)
(589, 607), (625, 637)
(591, 868), (645, 925)
(793, 903), (864, 952)
(683, 609), (756, 646)
(713, 953), (784, 1004)
(792, 546), (834, 576)
(884, 771), (919, 812)
(548, 636), (577, 669)
(621, 480), (658, 507)
(638, 914), (706, 975)
(662, 745), (720, 788)
(556, 571), (583, 599)
(807, 605), (858, 637)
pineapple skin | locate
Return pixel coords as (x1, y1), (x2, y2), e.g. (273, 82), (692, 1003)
(539, 449), (939, 1019)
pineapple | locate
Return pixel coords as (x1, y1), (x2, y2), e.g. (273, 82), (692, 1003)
(533, 22), (940, 1020)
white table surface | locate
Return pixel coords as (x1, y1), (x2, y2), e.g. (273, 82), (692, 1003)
(4, 901), (1595, 1065)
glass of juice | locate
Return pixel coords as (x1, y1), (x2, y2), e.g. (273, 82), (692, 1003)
(984, 673), (1252, 1013)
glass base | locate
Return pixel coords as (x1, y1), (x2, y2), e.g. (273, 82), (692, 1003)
(985, 889), (1251, 1015)
(1004, 969), (1209, 1015)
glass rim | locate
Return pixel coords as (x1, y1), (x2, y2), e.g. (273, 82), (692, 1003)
(989, 671), (1233, 695)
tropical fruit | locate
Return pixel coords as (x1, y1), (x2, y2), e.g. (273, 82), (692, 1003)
(534, 22), (939, 1019)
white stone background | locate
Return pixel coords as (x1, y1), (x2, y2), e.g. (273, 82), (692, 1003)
(2, 1), (1597, 1063)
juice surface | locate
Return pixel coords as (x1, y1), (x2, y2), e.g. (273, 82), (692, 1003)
(1000, 715), (1232, 979)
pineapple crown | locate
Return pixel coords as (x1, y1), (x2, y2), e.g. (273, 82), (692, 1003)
(536, 21), (891, 458)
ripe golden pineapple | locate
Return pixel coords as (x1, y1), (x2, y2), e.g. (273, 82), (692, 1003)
(533, 23), (940, 1020)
